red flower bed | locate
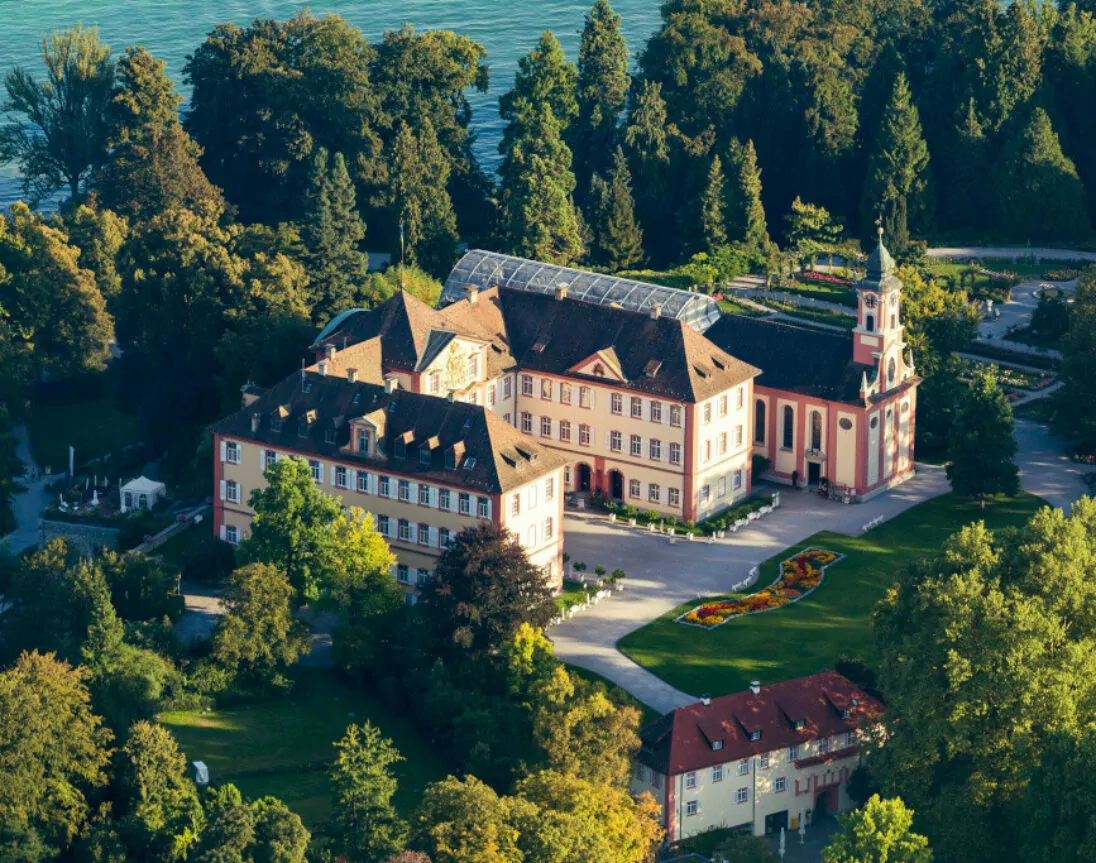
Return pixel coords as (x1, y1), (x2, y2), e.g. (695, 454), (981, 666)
(800, 271), (854, 287)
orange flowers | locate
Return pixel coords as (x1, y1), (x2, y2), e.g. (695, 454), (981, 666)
(679, 548), (841, 628)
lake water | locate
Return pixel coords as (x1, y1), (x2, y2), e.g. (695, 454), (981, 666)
(0, 0), (664, 209)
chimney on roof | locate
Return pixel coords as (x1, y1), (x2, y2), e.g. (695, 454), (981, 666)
(554, 284), (568, 300)
(250, 414), (260, 433)
(447, 390), (455, 404)
(384, 377), (399, 394)
(317, 361), (327, 376)
(466, 285), (478, 305)
(346, 368), (358, 383)
(650, 303), (663, 320)
(750, 680), (761, 695)
(700, 694), (711, 707)
(325, 343), (336, 360)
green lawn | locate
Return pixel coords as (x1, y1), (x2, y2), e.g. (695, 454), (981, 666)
(565, 664), (660, 726)
(1014, 398), (1056, 423)
(759, 298), (857, 331)
(619, 492), (1046, 698)
(160, 669), (448, 825)
(27, 392), (140, 473)
(782, 279), (858, 307)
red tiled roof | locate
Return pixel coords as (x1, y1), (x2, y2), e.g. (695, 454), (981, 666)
(638, 671), (883, 776)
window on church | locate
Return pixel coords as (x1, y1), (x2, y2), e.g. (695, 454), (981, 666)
(755, 400), (766, 444)
(888, 357), (896, 386)
(865, 314), (875, 332)
(782, 406), (794, 449)
(810, 411), (822, 450)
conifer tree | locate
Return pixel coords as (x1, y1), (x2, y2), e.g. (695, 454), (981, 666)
(501, 103), (584, 265)
(701, 154), (728, 252)
(946, 367), (1020, 506)
(725, 138), (768, 248)
(942, 99), (988, 231)
(386, 119), (459, 278)
(571, 1), (630, 200)
(588, 146), (644, 271)
(861, 72), (931, 255)
(301, 148), (370, 322)
(996, 107), (1090, 242)
(499, 31), (578, 162)
(623, 80), (672, 262)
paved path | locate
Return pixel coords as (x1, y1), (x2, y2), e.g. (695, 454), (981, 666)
(928, 246), (1096, 263)
(1, 425), (54, 555)
(551, 469), (950, 714)
(1016, 419), (1089, 512)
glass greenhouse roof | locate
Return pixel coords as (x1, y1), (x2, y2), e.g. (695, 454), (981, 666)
(441, 250), (722, 333)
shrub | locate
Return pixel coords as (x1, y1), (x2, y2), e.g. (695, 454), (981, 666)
(182, 537), (237, 583)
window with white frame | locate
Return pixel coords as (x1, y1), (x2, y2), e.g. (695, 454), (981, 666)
(630, 434), (641, 456)
(521, 412), (532, 433)
(649, 439), (661, 460)
(719, 432), (727, 455)
(845, 730), (857, 747)
(789, 745), (800, 761)
(225, 525), (239, 545)
(399, 480), (410, 502)
(526, 525), (536, 547)
(488, 383), (496, 406)
(717, 477), (727, 498)
(648, 483), (660, 503)
(528, 485), (538, 508)
(398, 519), (411, 541)
(737, 759), (749, 775)
(705, 440), (712, 462)
(545, 477), (554, 501)
(335, 466), (348, 488)
(735, 425), (744, 447)
(419, 484), (430, 505)
(684, 772), (697, 790)
(439, 527), (451, 548)
(669, 488), (681, 507)
(226, 481), (240, 504)
(650, 401), (662, 423)
(358, 430), (371, 454)
(521, 374), (533, 396)
(819, 737), (832, 754)
(540, 416), (551, 437)
(439, 488), (451, 510)
(579, 424), (591, 446)
(670, 405), (682, 427)
(712, 765), (724, 782)
(541, 379), (552, 400)
(357, 471), (369, 493)
(310, 460), (323, 482)
(427, 371), (439, 394)
(478, 496), (489, 518)
(700, 485), (711, 504)
(685, 800), (699, 817)
(579, 386), (592, 408)
(511, 494), (520, 517)
(719, 394), (728, 417)
(379, 475), (391, 497)
(543, 517), (554, 540)
(759, 752), (770, 770)
(325, 428), (337, 445)
(733, 469), (743, 490)
(611, 392), (623, 415)
(737, 386), (745, 409)
(610, 431), (622, 452)
(503, 375), (513, 399)
(377, 515), (390, 536)
(775, 777), (786, 793)
(418, 523), (430, 544)
(264, 449), (277, 470)
(560, 420), (571, 442)
(630, 396), (642, 418)
(703, 403), (712, 424)
(560, 383), (572, 405)
(669, 442), (682, 465)
(564, 466), (572, 485)
(459, 493), (471, 515)
(629, 479), (641, 498)
(225, 441), (241, 464)
(736, 787), (748, 804)
(397, 564), (410, 584)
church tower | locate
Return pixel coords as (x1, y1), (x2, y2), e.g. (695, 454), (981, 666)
(853, 224), (912, 396)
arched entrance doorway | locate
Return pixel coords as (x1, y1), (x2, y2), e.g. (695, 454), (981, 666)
(576, 463), (592, 492)
(609, 469), (624, 500)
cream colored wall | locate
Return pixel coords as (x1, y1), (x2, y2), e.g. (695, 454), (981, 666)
(652, 732), (863, 842)
(692, 386), (752, 518)
(835, 412), (858, 488)
(498, 467), (566, 585)
(693, 450), (752, 520)
(897, 395), (913, 473)
(774, 398), (799, 476)
(753, 394), (771, 459)
(484, 372), (518, 425)
(219, 438), (507, 587)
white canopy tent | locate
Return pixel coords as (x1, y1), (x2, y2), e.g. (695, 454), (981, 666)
(119, 476), (166, 513)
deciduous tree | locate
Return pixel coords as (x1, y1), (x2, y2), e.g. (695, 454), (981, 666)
(1054, 271), (1096, 445)
(412, 775), (522, 863)
(823, 795), (933, 863)
(945, 367), (1020, 504)
(0, 25), (114, 203)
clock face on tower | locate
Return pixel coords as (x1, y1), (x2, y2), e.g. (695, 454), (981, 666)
(864, 294), (878, 309)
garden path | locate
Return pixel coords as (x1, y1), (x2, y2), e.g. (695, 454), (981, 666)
(1, 425), (56, 555)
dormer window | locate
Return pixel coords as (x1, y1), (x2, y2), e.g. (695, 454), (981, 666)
(748, 730), (762, 742)
(394, 440), (406, 459)
(794, 719), (805, 731)
(445, 450), (456, 470)
(298, 422), (309, 438)
(419, 448), (431, 466)
(357, 431), (371, 454)
(594, 363), (605, 377)
(712, 740), (724, 751)
(324, 429), (336, 444)
(271, 417), (283, 432)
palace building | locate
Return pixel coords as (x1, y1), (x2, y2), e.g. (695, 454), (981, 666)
(631, 672), (884, 841)
(210, 234), (919, 583)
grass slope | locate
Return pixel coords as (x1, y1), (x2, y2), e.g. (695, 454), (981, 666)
(619, 492), (1046, 699)
(28, 393), (139, 472)
(160, 669), (447, 824)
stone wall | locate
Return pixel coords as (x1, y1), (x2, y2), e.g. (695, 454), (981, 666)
(38, 519), (120, 557)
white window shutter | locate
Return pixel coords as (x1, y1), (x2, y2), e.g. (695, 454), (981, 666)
(260, 451), (266, 470)
(219, 524), (227, 541)
(219, 440), (227, 462)
(486, 499), (493, 520)
(430, 487), (439, 508)
(429, 526), (439, 547)
(330, 465), (337, 485)
(408, 481), (418, 502)
(219, 480), (227, 501)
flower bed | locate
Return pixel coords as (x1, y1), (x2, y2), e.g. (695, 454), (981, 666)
(800, 271), (853, 286)
(676, 548), (843, 628)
